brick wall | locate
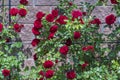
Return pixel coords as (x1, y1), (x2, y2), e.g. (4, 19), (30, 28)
(0, 0), (115, 54)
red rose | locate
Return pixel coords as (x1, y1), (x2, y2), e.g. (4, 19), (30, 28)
(48, 32), (55, 40)
(68, 2), (73, 6)
(32, 27), (41, 35)
(33, 53), (38, 61)
(39, 77), (44, 80)
(39, 70), (45, 76)
(10, 8), (19, 16)
(52, 9), (58, 18)
(74, 31), (81, 39)
(13, 23), (22, 32)
(56, 15), (68, 24)
(65, 38), (72, 46)
(20, 0), (28, 5)
(31, 39), (40, 47)
(6, 38), (10, 43)
(34, 20), (43, 29)
(81, 62), (89, 70)
(45, 70), (54, 78)
(66, 70), (76, 79)
(110, 0), (118, 4)
(82, 45), (94, 52)
(0, 23), (3, 32)
(105, 14), (116, 25)
(2, 69), (10, 77)
(72, 10), (82, 19)
(46, 14), (55, 22)
(50, 25), (58, 33)
(90, 18), (101, 25)
(43, 60), (54, 68)
(55, 59), (58, 63)
(36, 11), (45, 20)
(19, 8), (27, 17)
(59, 45), (69, 55)
(82, 12), (87, 16)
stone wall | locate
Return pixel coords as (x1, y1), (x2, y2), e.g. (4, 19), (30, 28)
(0, 0), (114, 54)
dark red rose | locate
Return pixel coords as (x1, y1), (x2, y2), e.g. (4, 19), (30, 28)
(10, 8), (19, 16)
(68, 2), (73, 6)
(20, 0), (28, 5)
(48, 33), (55, 40)
(0, 23), (3, 32)
(19, 8), (27, 17)
(74, 31), (81, 39)
(59, 45), (69, 55)
(56, 15), (68, 24)
(39, 77), (44, 80)
(34, 20), (43, 29)
(43, 60), (54, 68)
(39, 70), (45, 76)
(81, 62), (89, 70)
(65, 38), (72, 46)
(105, 14), (116, 25)
(33, 53), (38, 61)
(50, 25), (58, 33)
(13, 23), (22, 32)
(82, 45), (94, 52)
(2, 69), (10, 77)
(110, 0), (118, 4)
(31, 39), (40, 47)
(6, 38), (10, 43)
(82, 12), (87, 16)
(66, 70), (76, 79)
(90, 18), (101, 25)
(55, 59), (58, 63)
(52, 9), (58, 18)
(32, 27), (41, 35)
(72, 10), (82, 19)
(36, 11), (45, 20)
(45, 70), (54, 78)
(46, 14), (55, 22)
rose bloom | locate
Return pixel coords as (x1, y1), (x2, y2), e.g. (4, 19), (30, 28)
(110, 0), (118, 4)
(52, 9), (58, 18)
(59, 45), (69, 55)
(74, 31), (81, 39)
(43, 60), (54, 68)
(39, 70), (45, 76)
(0, 23), (3, 32)
(34, 20), (43, 29)
(82, 45), (94, 52)
(36, 11), (45, 20)
(72, 10), (82, 19)
(45, 70), (54, 78)
(90, 18), (101, 25)
(48, 32), (55, 40)
(49, 25), (58, 33)
(32, 27), (41, 35)
(56, 15), (68, 24)
(31, 38), (40, 47)
(39, 77), (44, 80)
(19, 8), (27, 17)
(20, 0), (28, 5)
(2, 69), (10, 77)
(68, 2), (73, 6)
(13, 23), (22, 32)
(81, 62), (89, 70)
(65, 38), (72, 46)
(46, 14), (55, 22)
(33, 53), (38, 61)
(10, 7), (19, 16)
(66, 70), (76, 79)
(105, 14), (116, 25)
